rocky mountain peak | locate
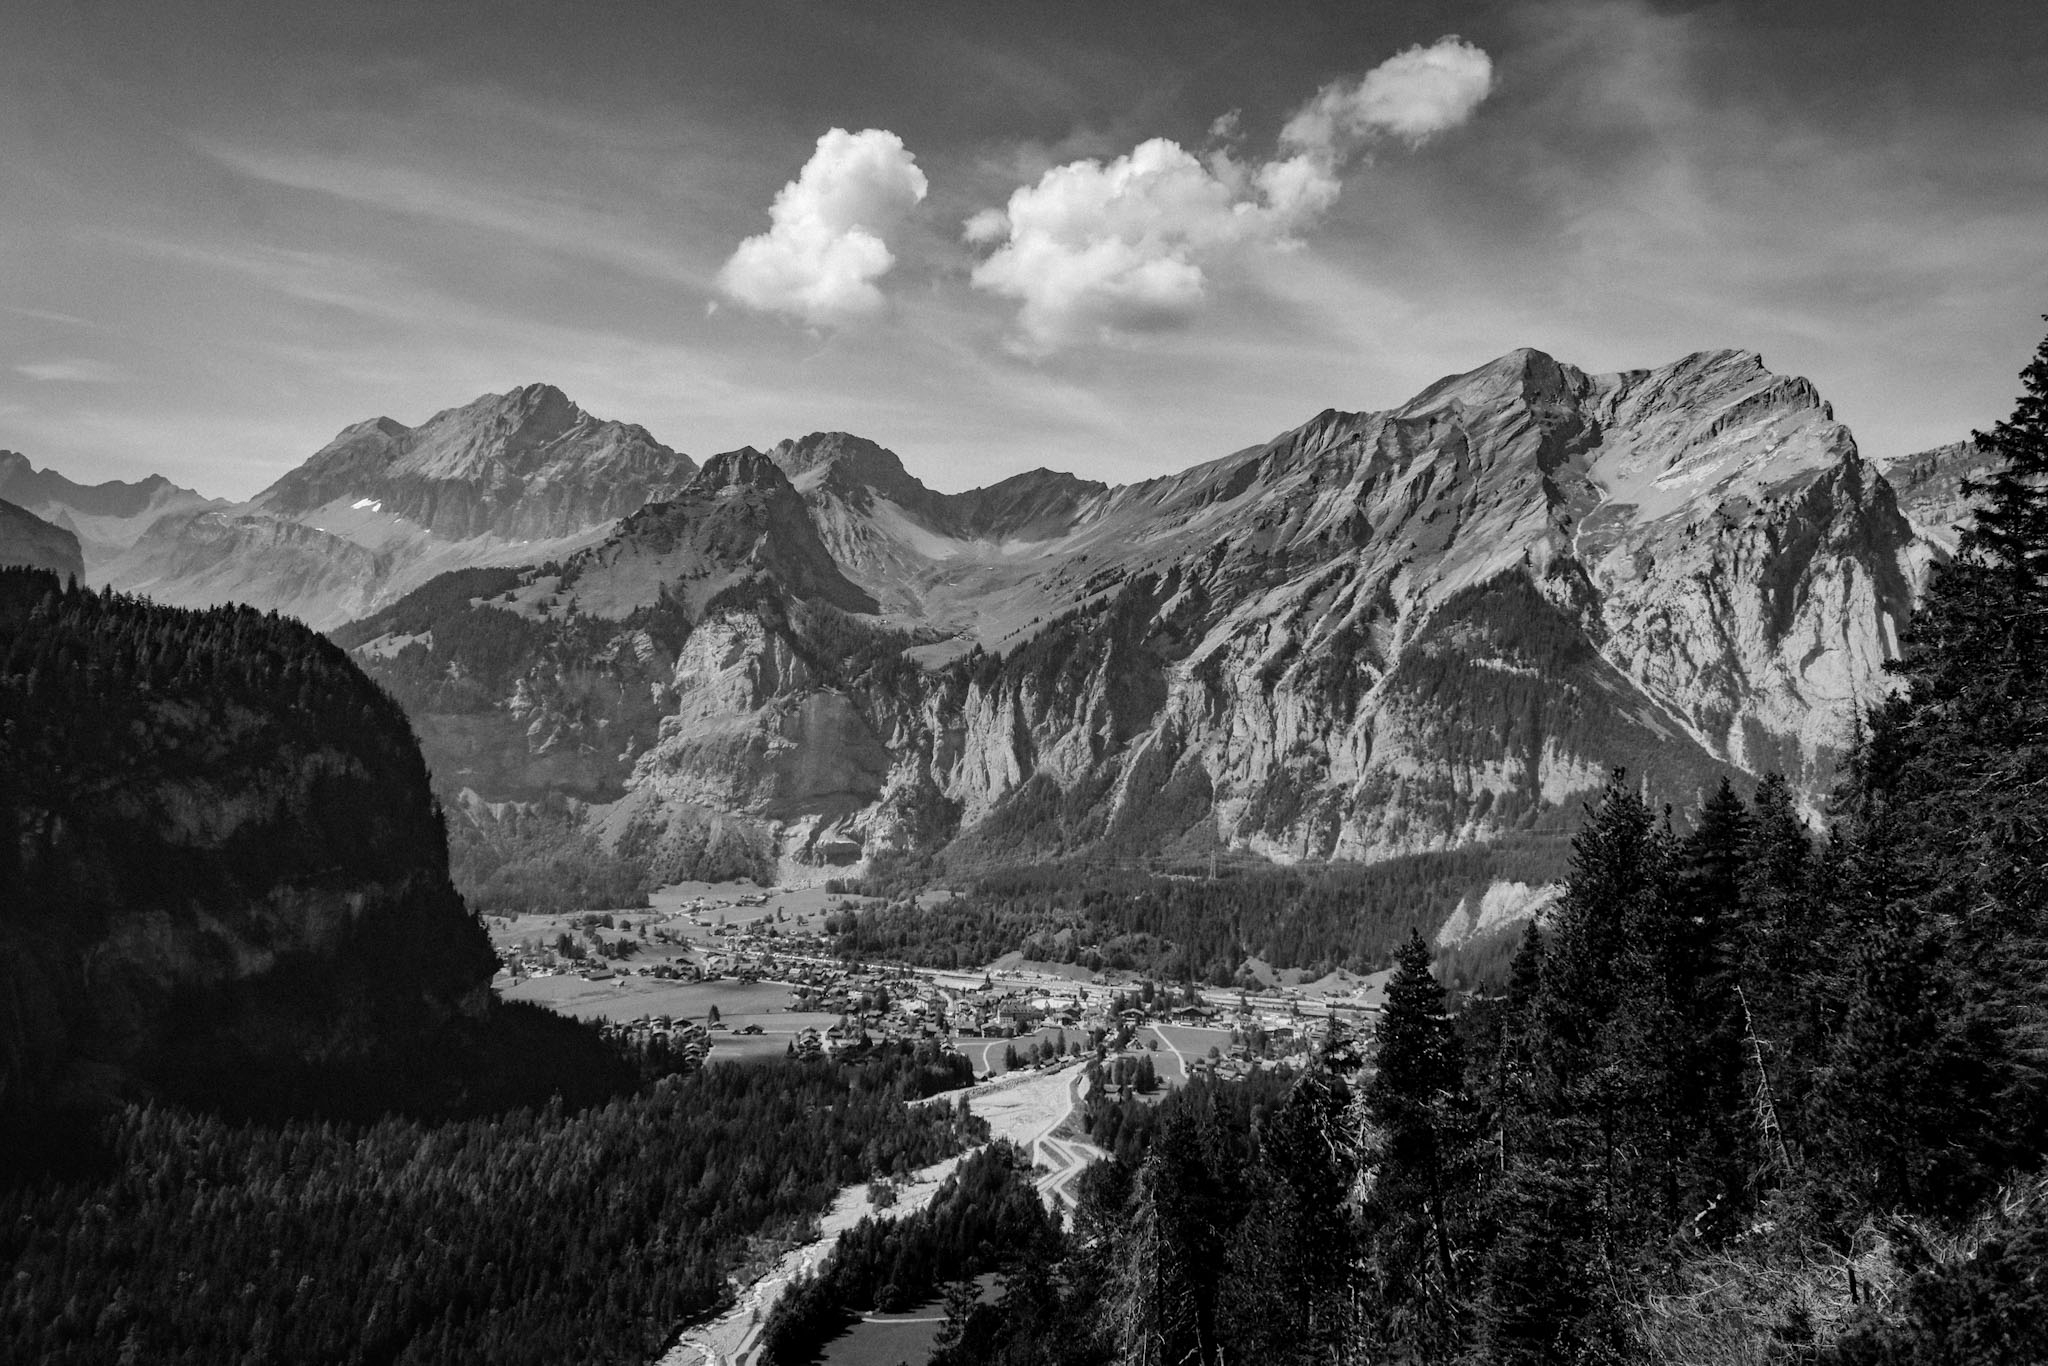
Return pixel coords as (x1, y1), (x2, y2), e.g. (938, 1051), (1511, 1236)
(771, 431), (949, 525)
(773, 431), (897, 479)
(695, 446), (795, 494)
(1400, 347), (1593, 419)
(564, 444), (879, 617)
(248, 383), (695, 543)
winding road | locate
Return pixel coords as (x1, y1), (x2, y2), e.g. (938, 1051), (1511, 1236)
(660, 1063), (1103, 1366)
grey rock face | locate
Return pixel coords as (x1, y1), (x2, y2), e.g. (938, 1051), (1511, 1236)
(512, 348), (1955, 882)
(255, 384), (695, 541)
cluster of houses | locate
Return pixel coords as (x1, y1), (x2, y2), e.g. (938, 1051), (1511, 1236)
(491, 893), (1381, 1082)
(595, 1014), (715, 1063)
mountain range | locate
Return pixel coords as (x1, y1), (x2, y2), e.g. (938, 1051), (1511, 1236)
(0, 348), (1985, 930)
(2, 385), (695, 629)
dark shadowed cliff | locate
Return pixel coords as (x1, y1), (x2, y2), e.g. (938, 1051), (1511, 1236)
(0, 568), (627, 1142)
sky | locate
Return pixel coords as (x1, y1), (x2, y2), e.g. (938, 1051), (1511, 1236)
(2, 0), (2044, 500)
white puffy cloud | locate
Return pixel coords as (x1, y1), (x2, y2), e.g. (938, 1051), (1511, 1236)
(1281, 36), (1495, 155)
(968, 37), (1493, 352)
(718, 128), (928, 326)
(967, 138), (1323, 353)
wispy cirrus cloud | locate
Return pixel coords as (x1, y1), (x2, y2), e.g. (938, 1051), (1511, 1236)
(16, 359), (122, 383)
(187, 134), (714, 287)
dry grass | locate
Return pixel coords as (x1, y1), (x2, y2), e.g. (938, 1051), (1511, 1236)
(1628, 1174), (2048, 1365)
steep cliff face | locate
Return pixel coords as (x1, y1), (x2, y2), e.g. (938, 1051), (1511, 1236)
(340, 349), (1964, 893)
(92, 386), (696, 628)
(744, 349), (1917, 873)
(0, 569), (503, 1120)
(0, 498), (85, 580)
(1873, 441), (1998, 602)
(340, 454), (908, 890)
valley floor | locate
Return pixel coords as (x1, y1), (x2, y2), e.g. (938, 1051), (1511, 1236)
(658, 1063), (1098, 1366)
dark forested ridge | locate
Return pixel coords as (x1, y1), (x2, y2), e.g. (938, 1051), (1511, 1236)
(0, 1044), (980, 1366)
(0, 569), (627, 1133)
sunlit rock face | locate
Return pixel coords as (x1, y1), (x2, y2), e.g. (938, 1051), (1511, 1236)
(327, 351), (1974, 885)
(565, 349), (1930, 879)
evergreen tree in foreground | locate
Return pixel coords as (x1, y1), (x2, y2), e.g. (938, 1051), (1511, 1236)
(1813, 319), (2048, 1217)
(1364, 931), (1477, 1362)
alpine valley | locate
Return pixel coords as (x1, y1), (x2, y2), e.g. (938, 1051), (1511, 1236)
(2, 347), (1980, 944)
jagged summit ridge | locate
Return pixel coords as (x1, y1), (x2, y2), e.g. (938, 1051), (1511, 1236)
(254, 384), (695, 541)
(72, 383), (698, 628)
(328, 344), (1961, 889)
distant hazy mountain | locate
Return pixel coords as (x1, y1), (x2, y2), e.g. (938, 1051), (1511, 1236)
(93, 384), (697, 628)
(0, 450), (218, 570)
(334, 348), (1973, 903)
(0, 498), (84, 581)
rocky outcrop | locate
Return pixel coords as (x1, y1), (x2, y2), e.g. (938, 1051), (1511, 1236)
(0, 498), (84, 581)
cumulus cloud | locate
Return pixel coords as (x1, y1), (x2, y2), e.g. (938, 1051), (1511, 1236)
(718, 128), (928, 326)
(967, 37), (1493, 353)
(1281, 37), (1495, 154)
(965, 138), (1317, 351)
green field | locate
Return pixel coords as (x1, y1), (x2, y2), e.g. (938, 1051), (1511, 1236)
(816, 1313), (946, 1366)
(499, 975), (842, 1063)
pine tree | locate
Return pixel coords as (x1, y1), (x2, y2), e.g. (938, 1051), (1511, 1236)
(1662, 777), (1753, 1241)
(1363, 930), (1477, 1361)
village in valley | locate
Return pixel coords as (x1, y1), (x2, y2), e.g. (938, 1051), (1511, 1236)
(486, 879), (1390, 1091)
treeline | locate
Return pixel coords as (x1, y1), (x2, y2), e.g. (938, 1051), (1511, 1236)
(758, 1142), (1058, 1365)
(832, 841), (1569, 982)
(0, 1045), (984, 1366)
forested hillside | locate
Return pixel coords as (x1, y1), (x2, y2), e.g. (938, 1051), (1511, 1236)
(0, 570), (634, 1137)
(0, 1043), (980, 1365)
